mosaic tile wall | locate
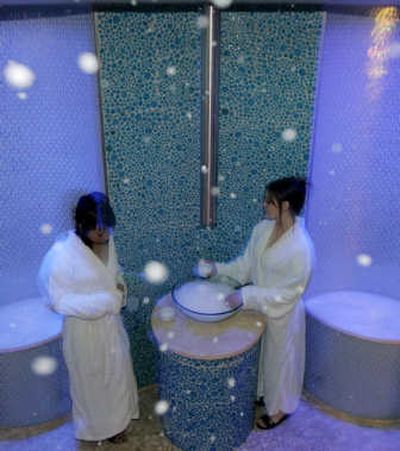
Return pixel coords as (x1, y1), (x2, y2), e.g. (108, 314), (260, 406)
(95, 9), (322, 387)
(0, 9), (104, 308)
(158, 343), (260, 450)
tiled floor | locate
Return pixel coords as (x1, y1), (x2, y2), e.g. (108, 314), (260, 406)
(1, 386), (399, 451)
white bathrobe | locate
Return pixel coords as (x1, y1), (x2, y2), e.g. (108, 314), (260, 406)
(216, 217), (313, 416)
(39, 232), (139, 441)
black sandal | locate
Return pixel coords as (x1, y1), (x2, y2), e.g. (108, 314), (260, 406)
(107, 430), (128, 444)
(256, 413), (290, 430)
(254, 396), (265, 407)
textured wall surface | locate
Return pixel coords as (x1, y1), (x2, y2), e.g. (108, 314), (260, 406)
(95, 8), (322, 387)
(306, 9), (400, 300)
(158, 343), (260, 450)
(0, 9), (105, 308)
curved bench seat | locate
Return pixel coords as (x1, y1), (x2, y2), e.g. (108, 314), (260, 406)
(304, 291), (400, 422)
(0, 298), (71, 427)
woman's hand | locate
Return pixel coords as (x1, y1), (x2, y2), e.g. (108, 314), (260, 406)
(224, 290), (243, 309)
(116, 282), (126, 293)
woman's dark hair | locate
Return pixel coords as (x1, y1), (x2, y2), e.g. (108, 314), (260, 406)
(74, 192), (116, 247)
(265, 177), (307, 217)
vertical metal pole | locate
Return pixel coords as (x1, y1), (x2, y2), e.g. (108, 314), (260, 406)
(200, 4), (220, 228)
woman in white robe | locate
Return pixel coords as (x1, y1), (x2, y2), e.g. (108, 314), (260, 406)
(201, 177), (313, 429)
(39, 192), (139, 442)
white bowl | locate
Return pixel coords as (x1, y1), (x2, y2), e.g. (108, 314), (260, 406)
(172, 280), (242, 322)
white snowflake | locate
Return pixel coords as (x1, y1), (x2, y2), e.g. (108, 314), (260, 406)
(17, 92), (28, 100)
(201, 165), (208, 174)
(282, 128), (297, 142)
(357, 254), (372, 267)
(230, 192), (237, 199)
(331, 143), (343, 153)
(211, 186), (220, 197)
(154, 400), (170, 415)
(227, 377), (236, 388)
(78, 52), (99, 74)
(159, 307), (175, 322)
(144, 261), (169, 284)
(31, 356), (58, 376)
(166, 331), (175, 339)
(4, 60), (35, 90)
(39, 223), (53, 235)
(159, 343), (169, 352)
(166, 66), (177, 76)
(196, 15), (209, 29)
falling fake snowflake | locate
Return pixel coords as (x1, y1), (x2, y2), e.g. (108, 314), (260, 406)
(159, 343), (169, 352)
(166, 66), (177, 76)
(331, 143), (343, 153)
(17, 92), (28, 100)
(31, 356), (58, 376)
(154, 400), (170, 415)
(357, 254), (372, 267)
(230, 192), (237, 199)
(167, 331), (175, 339)
(142, 297), (150, 305)
(144, 261), (169, 284)
(40, 223), (53, 235)
(4, 60), (36, 90)
(227, 377), (236, 388)
(211, 186), (220, 197)
(282, 128), (297, 142)
(201, 165), (208, 174)
(159, 307), (175, 321)
(196, 15), (209, 29)
(256, 321), (263, 328)
(78, 52), (99, 74)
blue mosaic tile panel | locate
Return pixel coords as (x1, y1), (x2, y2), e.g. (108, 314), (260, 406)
(95, 10), (322, 387)
(157, 343), (260, 451)
(305, 10), (400, 300)
(0, 8), (104, 308)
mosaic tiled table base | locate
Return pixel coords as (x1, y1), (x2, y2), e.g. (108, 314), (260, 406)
(157, 343), (260, 451)
(0, 337), (71, 427)
(304, 304), (400, 421)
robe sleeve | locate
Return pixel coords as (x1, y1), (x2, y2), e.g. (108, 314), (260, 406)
(241, 246), (312, 319)
(42, 252), (123, 320)
(214, 224), (261, 285)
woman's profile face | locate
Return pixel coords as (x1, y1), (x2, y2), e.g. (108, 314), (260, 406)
(86, 225), (113, 245)
(263, 191), (279, 220)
